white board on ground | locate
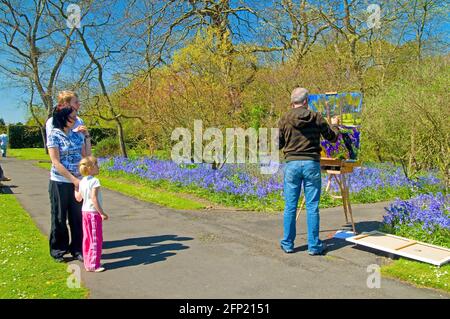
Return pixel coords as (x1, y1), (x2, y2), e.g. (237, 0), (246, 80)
(346, 231), (450, 266)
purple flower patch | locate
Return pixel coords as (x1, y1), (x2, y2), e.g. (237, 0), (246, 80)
(383, 193), (450, 231)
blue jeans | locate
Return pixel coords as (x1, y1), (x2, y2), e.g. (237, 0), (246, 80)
(280, 160), (324, 254)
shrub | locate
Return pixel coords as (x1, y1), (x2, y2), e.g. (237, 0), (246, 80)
(93, 137), (121, 157)
(8, 125), (43, 148)
(5, 124), (115, 149)
(89, 127), (116, 146)
(362, 58), (449, 187)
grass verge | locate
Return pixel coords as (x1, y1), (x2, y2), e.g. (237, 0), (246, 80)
(100, 175), (205, 210)
(0, 194), (88, 298)
(8, 148), (50, 161)
(381, 258), (450, 294)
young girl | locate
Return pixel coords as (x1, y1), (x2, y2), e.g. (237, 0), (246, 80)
(75, 156), (109, 272)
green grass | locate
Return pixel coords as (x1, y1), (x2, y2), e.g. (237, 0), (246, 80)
(381, 259), (450, 294)
(34, 162), (205, 210)
(36, 162), (52, 170)
(99, 175), (205, 210)
(0, 194), (88, 299)
(9, 148), (50, 161)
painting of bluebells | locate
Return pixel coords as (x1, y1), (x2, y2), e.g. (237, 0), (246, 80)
(309, 93), (363, 161)
(321, 126), (360, 160)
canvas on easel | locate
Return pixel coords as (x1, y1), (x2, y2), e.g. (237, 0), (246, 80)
(308, 92), (362, 161)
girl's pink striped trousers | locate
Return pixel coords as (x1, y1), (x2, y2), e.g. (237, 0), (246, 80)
(82, 211), (103, 271)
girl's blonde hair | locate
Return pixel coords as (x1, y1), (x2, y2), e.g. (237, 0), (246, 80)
(57, 90), (78, 106)
(79, 156), (98, 177)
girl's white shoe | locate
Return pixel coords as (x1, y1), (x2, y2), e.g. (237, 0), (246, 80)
(86, 266), (105, 272)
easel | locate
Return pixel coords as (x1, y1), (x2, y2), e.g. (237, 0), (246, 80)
(295, 158), (360, 233)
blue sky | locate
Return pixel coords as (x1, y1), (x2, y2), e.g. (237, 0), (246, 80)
(0, 86), (30, 124)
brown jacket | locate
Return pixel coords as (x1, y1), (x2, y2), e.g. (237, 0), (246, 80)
(278, 107), (339, 161)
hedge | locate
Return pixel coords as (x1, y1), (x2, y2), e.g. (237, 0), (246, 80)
(5, 125), (116, 148)
(8, 125), (43, 149)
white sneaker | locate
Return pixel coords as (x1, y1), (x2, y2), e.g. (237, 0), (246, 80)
(94, 267), (105, 272)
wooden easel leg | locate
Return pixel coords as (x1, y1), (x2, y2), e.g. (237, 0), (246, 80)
(334, 175), (349, 224)
(295, 195), (305, 221)
(342, 174), (356, 233)
(325, 175), (332, 193)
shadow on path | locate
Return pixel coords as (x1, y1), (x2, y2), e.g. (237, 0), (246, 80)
(102, 235), (193, 270)
(294, 221), (383, 254)
(0, 185), (18, 194)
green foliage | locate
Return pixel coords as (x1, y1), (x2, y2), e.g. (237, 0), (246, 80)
(242, 105), (270, 130)
(8, 125), (43, 148)
(127, 147), (151, 160)
(25, 106), (47, 127)
(151, 149), (171, 160)
(93, 136), (121, 157)
(88, 127), (116, 146)
(5, 125), (116, 149)
(350, 186), (412, 203)
(362, 57), (450, 187)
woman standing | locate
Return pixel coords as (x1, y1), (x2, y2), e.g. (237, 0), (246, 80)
(47, 107), (86, 262)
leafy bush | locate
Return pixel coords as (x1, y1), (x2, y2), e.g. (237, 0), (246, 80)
(89, 127), (116, 146)
(5, 124), (115, 149)
(152, 149), (171, 160)
(93, 137), (121, 157)
(362, 58), (449, 187)
(8, 125), (43, 148)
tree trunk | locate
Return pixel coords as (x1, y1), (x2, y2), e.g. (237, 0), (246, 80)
(40, 126), (47, 152)
(375, 144), (383, 162)
(116, 119), (127, 158)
